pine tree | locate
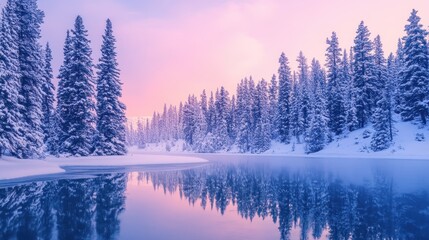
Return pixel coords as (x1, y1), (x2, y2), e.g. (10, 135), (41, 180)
(326, 32), (346, 135)
(386, 54), (395, 140)
(214, 86), (230, 150)
(252, 79), (271, 153)
(290, 72), (302, 143)
(306, 76), (328, 153)
(207, 92), (215, 134)
(236, 78), (253, 152)
(15, 0), (45, 158)
(268, 74), (279, 140)
(0, 0), (26, 158)
(41, 43), (56, 154)
(277, 53), (292, 143)
(394, 39), (405, 113)
(94, 19), (127, 156)
(56, 30), (73, 154)
(297, 52), (311, 138)
(371, 93), (391, 151)
(341, 50), (358, 132)
(371, 36), (391, 151)
(136, 120), (145, 148)
(373, 35), (387, 108)
(400, 9), (429, 125)
(352, 21), (375, 129)
(58, 16), (96, 156)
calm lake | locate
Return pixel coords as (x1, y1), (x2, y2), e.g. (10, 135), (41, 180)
(1, 155), (429, 240)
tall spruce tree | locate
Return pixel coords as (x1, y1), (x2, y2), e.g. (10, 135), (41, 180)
(340, 50), (358, 132)
(394, 39), (405, 113)
(268, 74), (279, 140)
(58, 16), (96, 156)
(297, 52), (311, 138)
(352, 21), (375, 129)
(15, 0), (45, 158)
(236, 78), (253, 152)
(277, 53), (292, 143)
(0, 0), (26, 158)
(306, 79), (328, 153)
(371, 36), (391, 151)
(252, 79), (271, 153)
(94, 19), (127, 156)
(56, 30), (72, 154)
(214, 86), (230, 150)
(41, 43), (56, 154)
(400, 9), (429, 125)
(326, 32), (346, 135)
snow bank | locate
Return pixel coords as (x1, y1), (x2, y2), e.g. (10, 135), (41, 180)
(139, 119), (429, 160)
(0, 151), (207, 181)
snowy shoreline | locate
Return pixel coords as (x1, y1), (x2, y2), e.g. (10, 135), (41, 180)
(0, 152), (208, 181)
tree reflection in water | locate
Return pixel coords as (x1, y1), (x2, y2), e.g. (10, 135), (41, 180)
(0, 161), (428, 240)
(145, 162), (429, 240)
(0, 174), (127, 240)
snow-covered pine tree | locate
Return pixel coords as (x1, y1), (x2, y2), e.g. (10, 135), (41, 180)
(236, 78), (253, 152)
(277, 53), (292, 143)
(15, 0), (45, 158)
(310, 59), (326, 96)
(400, 9), (429, 125)
(228, 95), (237, 141)
(207, 92), (215, 134)
(59, 16), (96, 156)
(371, 92), (391, 151)
(252, 79), (271, 153)
(326, 32), (346, 135)
(214, 86), (230, 150)
(393, 39), (405, 114)
(372, 36), (387, 108)
(200, 89), (208, 131)
(297, 52), (311, 138)
(268, 74), (279, 140)
(0, 0), (26, 158)
(306, 73), (328, 153)
(94, 19), (127, 156)
(41, 43), (56, 154)
(56, 30), (73, 154)
(352, 21), (375, 129)
(136, 120), (145, 148)
(371, 35), (391, 151)
(290, 72), (302, 143)
(341, 50), (358, 132)
(183, 95), (198, 146)
(386, 54), (396, 140)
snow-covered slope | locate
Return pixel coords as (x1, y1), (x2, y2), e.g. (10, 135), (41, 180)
(140, 119), (429, 159)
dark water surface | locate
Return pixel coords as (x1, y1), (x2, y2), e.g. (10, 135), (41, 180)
(1, 156), (429, 240)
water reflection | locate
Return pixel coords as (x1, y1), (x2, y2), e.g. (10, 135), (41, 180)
(144, 162), (429, 240)
(0, 160), (428, 240)
(0, 174), (127, 240)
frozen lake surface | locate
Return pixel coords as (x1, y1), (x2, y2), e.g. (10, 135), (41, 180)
(1, 155), (429, 239)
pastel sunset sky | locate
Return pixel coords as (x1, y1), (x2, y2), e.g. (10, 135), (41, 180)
(34, 0), (429, 117)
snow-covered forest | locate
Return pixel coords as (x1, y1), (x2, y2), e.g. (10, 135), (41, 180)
(0, 0), (127, 158)
(128, 9), (429, 154)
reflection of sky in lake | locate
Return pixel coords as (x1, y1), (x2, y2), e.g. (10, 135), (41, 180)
(1, 157), (429, 240)
(121, 172), (281, 240)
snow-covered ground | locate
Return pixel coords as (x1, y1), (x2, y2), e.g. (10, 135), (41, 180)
(0, 150), (207, 181)
(140, 119), (429, 160)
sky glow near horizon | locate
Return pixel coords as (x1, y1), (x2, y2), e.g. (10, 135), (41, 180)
(34, 0), (429, 118)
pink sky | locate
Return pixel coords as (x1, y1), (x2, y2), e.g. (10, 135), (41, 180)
(36, 0), (429, 117)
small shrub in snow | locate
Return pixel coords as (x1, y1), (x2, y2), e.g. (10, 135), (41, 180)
(362, 130), (371, 139)
(415, 133), (425, 142)
(165, 143), (171, 152)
